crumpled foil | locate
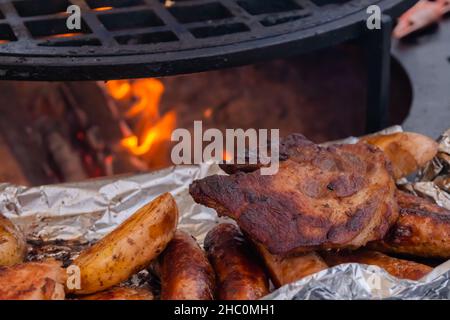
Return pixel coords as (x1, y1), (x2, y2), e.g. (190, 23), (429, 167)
(1, 127), (450, 300)
(405, 128), (450, 210)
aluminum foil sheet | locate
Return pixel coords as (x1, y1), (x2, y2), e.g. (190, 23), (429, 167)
(0, 162), (225, 244)
(1, 127), (450, 300)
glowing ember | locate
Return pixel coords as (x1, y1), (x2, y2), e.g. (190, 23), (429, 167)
(94, 6), (113, 11)
(105, 79), (176, 158)
(223, 150), (232, 162)
(203, 108), (213, 119)
(48, 33), (83, 39)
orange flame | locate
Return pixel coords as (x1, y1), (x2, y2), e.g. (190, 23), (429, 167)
(121, 111), (176, 156)
(106, 79), (176, 157)
(106, 80), (132, 100)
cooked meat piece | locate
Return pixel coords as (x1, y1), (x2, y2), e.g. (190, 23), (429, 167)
(160, 230), (215, 300)
(371, 191), (450, 259)
(81, 286), (154, 300)
(255, 244), (328, 288)
(320, 249), (432, 280)
(361, 132), (438, 179)
(204, 224), (269, 300)
(191, 140), (398, 255)
(0, 214), (27, 266)
(0, 260), (66, 300)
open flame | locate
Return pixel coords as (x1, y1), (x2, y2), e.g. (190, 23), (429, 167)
(105, 79), (176, 158)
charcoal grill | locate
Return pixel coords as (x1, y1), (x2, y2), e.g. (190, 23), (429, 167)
(0, 0), (415, 79)
(0, 0), (417, 132)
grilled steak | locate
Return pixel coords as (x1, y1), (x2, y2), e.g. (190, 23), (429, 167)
(190, 138), (398, 255)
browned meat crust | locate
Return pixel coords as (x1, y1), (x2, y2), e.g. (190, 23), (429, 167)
(255, 244), (328, 287)
(320, 249), (432, 280)
(82, 286), (154, 300)
(371, 191), (450, 259)
(191, 141), (398, 255)
(204, 224), (269, 300)
(160, 230), (215, 300)
(0, 260), (66, 300)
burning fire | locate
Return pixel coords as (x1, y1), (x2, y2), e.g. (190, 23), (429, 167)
(106, 79), (176, 157)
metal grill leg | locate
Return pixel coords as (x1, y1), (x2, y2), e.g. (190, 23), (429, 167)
(365, 14), (393, 133)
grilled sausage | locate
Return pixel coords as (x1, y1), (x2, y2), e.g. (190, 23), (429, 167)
(256, 244), (328, 288)
(321, 249), (432, 280)
(204, 224), (269, 300)
(0, 214), (27, 266)
(71, 193), (178, 294)
(371, 191), (450, 259)
(160, 230), (215, 300)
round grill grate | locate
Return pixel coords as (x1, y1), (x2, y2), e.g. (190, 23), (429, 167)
(0, 0), (416, 80)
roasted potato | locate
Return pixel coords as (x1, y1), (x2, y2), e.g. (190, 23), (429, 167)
(71, 193), (178, 294)
(361, 132), (438, 179)
(0, 214), (27, 266)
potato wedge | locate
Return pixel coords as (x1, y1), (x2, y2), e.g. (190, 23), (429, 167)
(361, 132), (438, 179)
(71, 193), (178, 294)
(0, 214), (27, 266)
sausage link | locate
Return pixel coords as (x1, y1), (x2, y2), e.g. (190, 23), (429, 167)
(160, 230), (215, 300)
(204, 224), (269, 300)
